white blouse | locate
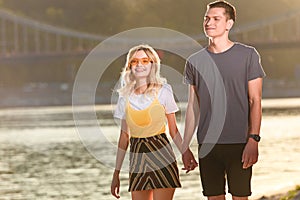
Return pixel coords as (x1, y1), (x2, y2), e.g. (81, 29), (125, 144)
(114, 84), (179, 119)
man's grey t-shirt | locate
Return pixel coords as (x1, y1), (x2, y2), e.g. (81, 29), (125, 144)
(184, 43), (266, 144)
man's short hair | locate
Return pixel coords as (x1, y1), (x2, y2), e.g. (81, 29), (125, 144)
(207, 0), (236, 22)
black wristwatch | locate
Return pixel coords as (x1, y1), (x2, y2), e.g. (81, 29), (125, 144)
(248, 134), (261, 142)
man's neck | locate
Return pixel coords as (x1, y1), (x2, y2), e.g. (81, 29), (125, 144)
(207, 37), (234, 54)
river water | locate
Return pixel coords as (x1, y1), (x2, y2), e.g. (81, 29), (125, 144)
(0, 98), (300, 200)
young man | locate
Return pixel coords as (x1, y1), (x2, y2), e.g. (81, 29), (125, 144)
(182, 1), (265, 200)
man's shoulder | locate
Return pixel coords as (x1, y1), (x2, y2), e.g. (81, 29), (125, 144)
(187, 47), (210, 62)
(234, 42), (257, 52)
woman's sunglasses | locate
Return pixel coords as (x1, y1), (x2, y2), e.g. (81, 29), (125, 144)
(129, 58), (153, 67)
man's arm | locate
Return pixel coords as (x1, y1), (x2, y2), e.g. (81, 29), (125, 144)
(182, 85), (199, 173)
(242, 77), (263, 169)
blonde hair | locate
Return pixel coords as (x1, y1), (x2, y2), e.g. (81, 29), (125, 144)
(117, 44), (166, 97)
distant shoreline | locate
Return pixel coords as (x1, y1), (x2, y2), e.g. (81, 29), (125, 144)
(1, 79), (300, 108)
(1, 97), (300, 110)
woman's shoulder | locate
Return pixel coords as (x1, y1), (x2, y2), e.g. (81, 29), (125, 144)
(117, 94), (127, 104)
(159, 83), (174, 95)
(161, 83), (172, 90)
(162, 83), (173, 89)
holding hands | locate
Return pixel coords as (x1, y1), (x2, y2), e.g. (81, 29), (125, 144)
(182, 148), (198, 173)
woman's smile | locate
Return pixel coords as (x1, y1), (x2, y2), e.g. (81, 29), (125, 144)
(134, 66), (147, 72)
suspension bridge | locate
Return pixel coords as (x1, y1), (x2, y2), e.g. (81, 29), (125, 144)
(0, 8), (300, 106)
(0, 8), (300, 61)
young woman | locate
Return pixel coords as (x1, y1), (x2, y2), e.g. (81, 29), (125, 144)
(111, 44), (183, 200)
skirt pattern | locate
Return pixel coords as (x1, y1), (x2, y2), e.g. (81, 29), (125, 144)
(128, 133), (181, 191)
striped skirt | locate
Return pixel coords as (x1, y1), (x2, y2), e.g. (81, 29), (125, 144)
(128, 133), (181, 191)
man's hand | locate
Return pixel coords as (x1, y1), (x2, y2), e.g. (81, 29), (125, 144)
(182, 148), (198, 173)
(242, 139), (259, 169)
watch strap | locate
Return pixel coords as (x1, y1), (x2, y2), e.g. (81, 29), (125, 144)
(248, 134), (261, 142)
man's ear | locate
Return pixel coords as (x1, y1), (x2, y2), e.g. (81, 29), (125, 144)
(226, 19), (234, 31)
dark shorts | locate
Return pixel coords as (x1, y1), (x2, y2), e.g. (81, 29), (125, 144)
(198, 144), (252, 197)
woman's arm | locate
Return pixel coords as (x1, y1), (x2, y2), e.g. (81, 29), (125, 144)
(166, 112), (182, 152)
(111, 119), (130, 199)
(115, 119), (130, 171)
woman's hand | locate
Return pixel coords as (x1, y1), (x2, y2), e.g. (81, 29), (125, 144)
(182, 148), (198, 173)
(111, 171), (120, 199)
